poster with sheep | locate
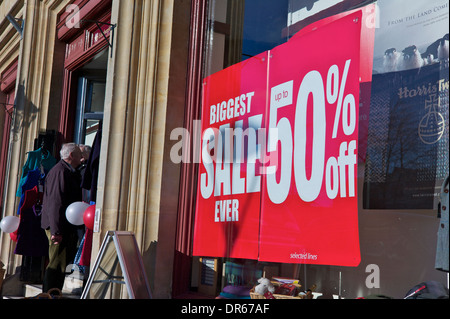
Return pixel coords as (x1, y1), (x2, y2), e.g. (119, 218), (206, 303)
(372, 0), (448, 74)
(364, 0), (449, 209)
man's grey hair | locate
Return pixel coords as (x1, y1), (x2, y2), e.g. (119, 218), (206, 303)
(60, 143), (79, 160)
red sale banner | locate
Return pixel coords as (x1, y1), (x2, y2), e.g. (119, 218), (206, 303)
(259, 12), (362, 266)
(292, 4), (375, 82)
(291, 4), (376, 162)
(192, 52), (268, 259)
(193, 10), (364, 266)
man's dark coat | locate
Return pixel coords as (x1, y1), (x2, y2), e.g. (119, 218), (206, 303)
(41, 160), (82, 236)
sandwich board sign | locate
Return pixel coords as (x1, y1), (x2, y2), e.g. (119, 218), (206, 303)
(81, 231), (152, 299)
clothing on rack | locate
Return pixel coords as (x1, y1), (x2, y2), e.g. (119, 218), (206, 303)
(14, 186), (49, 257)
(16, 148), (56, 198)
(11, 165), (51, 242)
(16, 168), (47, 216)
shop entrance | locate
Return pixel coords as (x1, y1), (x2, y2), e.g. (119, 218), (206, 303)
(73, 50), (107, 146)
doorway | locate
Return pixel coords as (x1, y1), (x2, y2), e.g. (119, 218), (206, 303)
(73, 50), (108, 146)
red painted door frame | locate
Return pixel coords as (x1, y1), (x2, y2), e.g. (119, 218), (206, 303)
(172, 0), (208, 297)
(0, 59), (18, 213)
(56, 0), (112, 145)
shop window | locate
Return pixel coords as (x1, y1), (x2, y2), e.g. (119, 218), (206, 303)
(193, 0), (300, 298)
(73, 50), (108, 146)
(187, 0), (449, 299)
(204, 0), (289, 77)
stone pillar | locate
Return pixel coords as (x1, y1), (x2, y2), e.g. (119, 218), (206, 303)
(0, 0), (70, 275)
(93, 0), (187, 298)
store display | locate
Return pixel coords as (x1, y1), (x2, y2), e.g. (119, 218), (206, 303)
(250, 277), (307, 299)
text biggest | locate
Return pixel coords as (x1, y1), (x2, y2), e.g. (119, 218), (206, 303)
(193, 52), (268, 259)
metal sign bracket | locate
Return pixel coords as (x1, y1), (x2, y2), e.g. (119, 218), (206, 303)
(82, 19), (117, 57)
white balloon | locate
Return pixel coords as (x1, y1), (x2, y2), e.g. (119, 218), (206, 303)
(0, 216), (20, 233)
(65, 201), (89, 226)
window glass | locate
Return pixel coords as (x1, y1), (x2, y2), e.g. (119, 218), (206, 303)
(73, 49), (108, 145)
(196, 0), (449, 299)
(87, 82), (106, 113)
(241, 0), (289, 60)
(74, 78), (105, 145)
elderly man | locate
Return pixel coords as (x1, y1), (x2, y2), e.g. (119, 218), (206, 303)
(41, 143), (83, 292)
